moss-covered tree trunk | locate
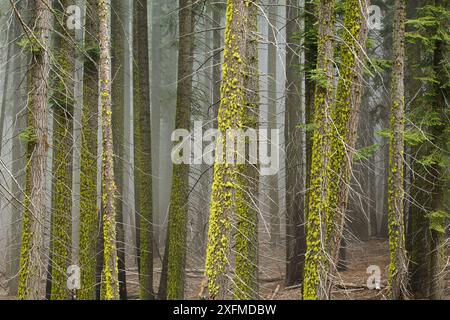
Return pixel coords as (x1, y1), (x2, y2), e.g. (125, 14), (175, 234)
(388, 0), (409, 300)
(99, 0), (120, 300)
(205, 0), (259, 300)
(78, 0), (100, 300)
(234, 0), (259, 300)
(212, 3), (223, 125)
(302, 0), (335, 301)
(285, 0), (306, 287)
(48, 0), (75, 299)
(133, 0), (154, 300)
(110, 0), (127, 300)
(17, 0), (52, 300)
(165, 0), (194, 300)
(324, 0), (369, 292)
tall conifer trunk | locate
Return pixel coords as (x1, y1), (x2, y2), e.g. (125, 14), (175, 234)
(388, 0), (409, 300)
(99, 0), (120, 300)
(17, 0), (52, 300)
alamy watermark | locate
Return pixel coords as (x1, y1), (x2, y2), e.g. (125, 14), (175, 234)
(171, 121), (280, 176)
(66, 5), (82, 30)
(366, 265), (382, 290)
(368, 5), (383, 31)
(63, 3), (383, 32)
(67, 265), (80, 290)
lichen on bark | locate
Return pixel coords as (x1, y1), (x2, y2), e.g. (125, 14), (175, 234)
(205, 0), (259, 300)
(78, 0), (100, 300)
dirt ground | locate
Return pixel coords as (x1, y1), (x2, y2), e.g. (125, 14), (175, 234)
(1, 238), (448, 300)
(124, 238), (448, 300)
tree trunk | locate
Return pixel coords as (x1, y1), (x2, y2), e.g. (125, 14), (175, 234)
(326, 0), (370, 289)
(151, 0), (162, 246)
(427, 3), (447, 297)
(17, 0), (52, 300)
(302, 0), (336, 300)
(99, 0), (120, 300)
(387, 0), (409, 300)
(48, 0), (75, 300)
(6, 3), (26, 295)
(267, 0), (280, 248)
(165, 0), (194, 300)
(234, 0), (259, 300)
(133, 0), (154, 300)
(110, 0), (127, 300)
(205, 0), (259, 300)
(78, 0), (100, 300)
(285, 0), (306, 287)
(211, 3), (223, 125)
(0, 14), (14, 156)
(303, 0), (317, 222)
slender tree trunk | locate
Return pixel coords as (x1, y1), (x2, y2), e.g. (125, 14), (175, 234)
(99, 0), (120, 300)
(388, 0), (409, 300)
(285, 0), (306, 287)
(133, 0), (154, 300)
(151, 0), (161, 246)
(303, 0), (317, 220)
(0, 16), (14, 155)
(17, 0), (52, 300)
(267, 0), (280, 248)
(165, 0), (194, 300)
(1, 14), (15, 290)
(427, 4), (447, 297)
(6, 2), (26, 295)
(211, 3), (223, 125)
(110, 0), (127, 299)
(78, 0), (100, 300)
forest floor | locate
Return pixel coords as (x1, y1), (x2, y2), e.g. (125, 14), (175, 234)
(0, 239), (448, 300)
(129, 238), (449, 300)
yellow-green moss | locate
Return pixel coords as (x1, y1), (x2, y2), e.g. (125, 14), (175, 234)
(326, 0), (368, 257)
(17, 156), (32, 299)
(133, 78), (153, 299)
(49, 108), (73, 300)
(49, 7), (74, 298)
(387, 100), (406, 291)
(78, 35), (100, 300)
(98, 0), (119, 300)
(302, 0), (336, 301)
(205, 0), (259, 300)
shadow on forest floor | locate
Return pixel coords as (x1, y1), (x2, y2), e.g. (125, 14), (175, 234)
(1, 239), (448, 300)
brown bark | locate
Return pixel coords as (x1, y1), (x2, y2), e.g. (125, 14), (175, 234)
(17, 0), (52, 300)
(99, 0), (120, 300)
(327, 0), (370, 288)
(388, 0), (409, 300)
(285, 0), (306, 287)
(165, 0), (194, 299)
(302, 0), (336, 300)
(133, 0), (154, 300)
(110, 0), (127, 299)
